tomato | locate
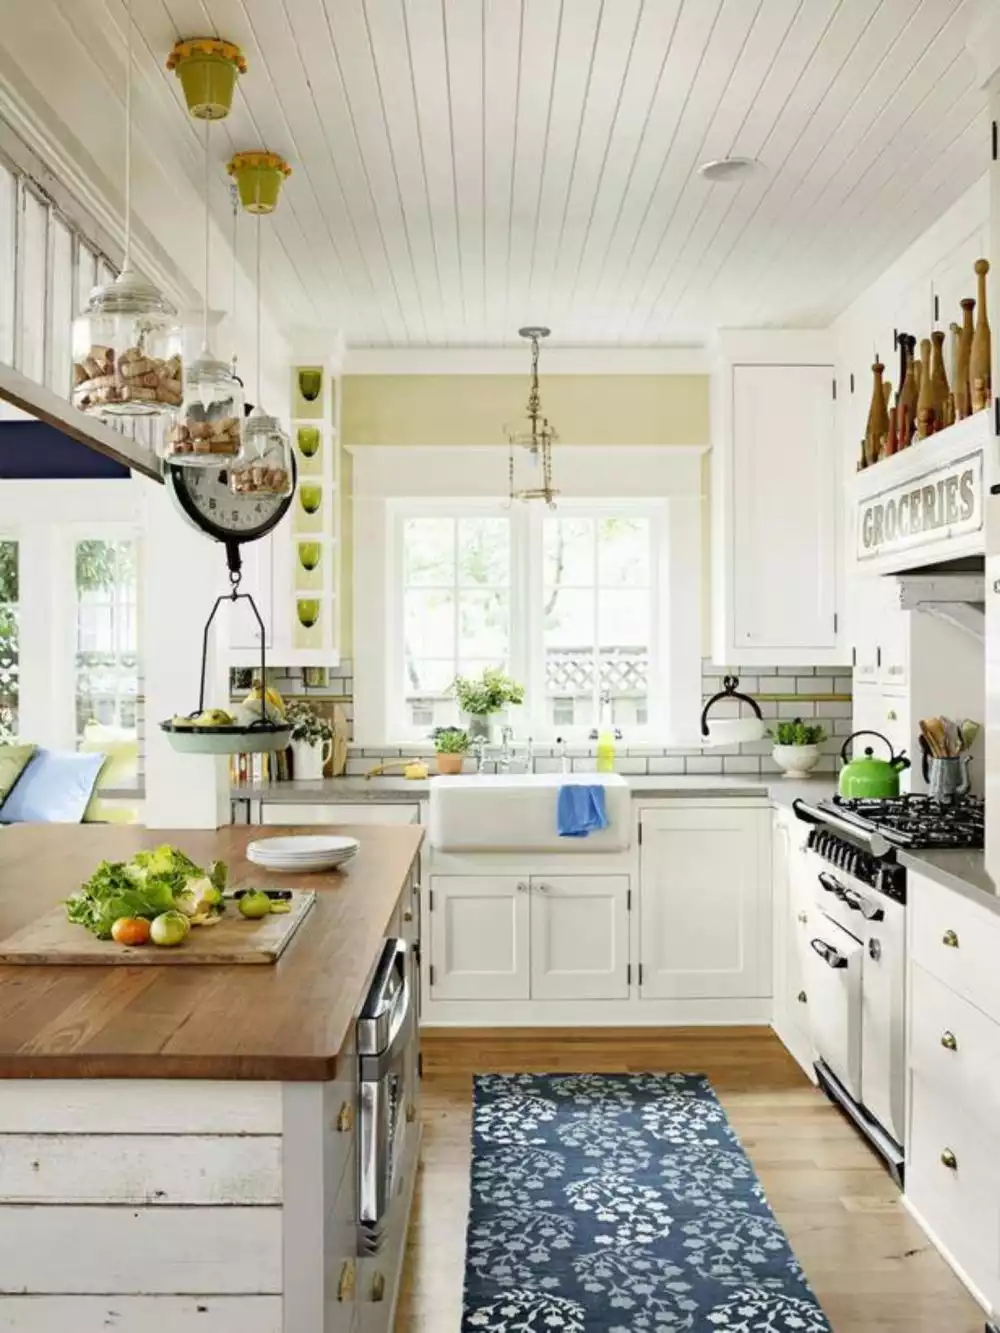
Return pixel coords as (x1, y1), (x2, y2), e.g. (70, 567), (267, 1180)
(111, 917), (151, 946)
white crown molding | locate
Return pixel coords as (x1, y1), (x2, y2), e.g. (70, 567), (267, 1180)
(341, 346), (709, 376)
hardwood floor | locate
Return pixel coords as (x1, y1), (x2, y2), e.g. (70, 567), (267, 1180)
(394, 1027), (986, 1332)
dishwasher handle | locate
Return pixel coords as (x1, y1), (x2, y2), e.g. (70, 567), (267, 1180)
(358, 939), (410, 1057)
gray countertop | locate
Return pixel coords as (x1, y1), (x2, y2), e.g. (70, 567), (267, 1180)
(898, 847), (999, 915)
(230, 774), (839, 804)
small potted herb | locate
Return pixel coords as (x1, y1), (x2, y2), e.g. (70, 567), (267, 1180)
(432, 726), (469, 775)
(769, 719), (827, 779)
(286, 701), (334, 781)
(452, 668), (525, 742)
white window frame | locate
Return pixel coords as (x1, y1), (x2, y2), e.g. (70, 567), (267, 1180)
(352, 444), (706, 748)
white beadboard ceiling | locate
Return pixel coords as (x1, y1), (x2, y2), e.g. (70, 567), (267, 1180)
(0, 0), (993, 347)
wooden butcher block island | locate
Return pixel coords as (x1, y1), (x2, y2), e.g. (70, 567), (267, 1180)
(0, 821), (424, 1333)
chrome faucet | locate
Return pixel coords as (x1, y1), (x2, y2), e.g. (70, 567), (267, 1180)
(589, 690), (623, 742)
(555, 736), (571, 774)
(497, 724), (515, 773)
(471, 735), (488, 773)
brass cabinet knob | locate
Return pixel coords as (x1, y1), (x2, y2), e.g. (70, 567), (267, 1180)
(886, 709), (898, 721)
(797, 911), (808, 924)
(942, 929), (960, 948)
(371, 1270), (386, 1303)
(940, 1031), (958, 1051)
(403, 909), (414, 922)
(337, 1259), (357, 1302)
(940, 1148), (958, 1170)
(336, 1101), (355, 1133)
(797, 990), (807, 1004)
(405, 1101), (417, 1123)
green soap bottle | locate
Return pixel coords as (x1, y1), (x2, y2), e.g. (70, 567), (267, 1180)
(595, 693), (616, 773)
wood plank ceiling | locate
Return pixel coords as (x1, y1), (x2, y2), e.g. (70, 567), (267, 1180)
(24, 0), (997, 345)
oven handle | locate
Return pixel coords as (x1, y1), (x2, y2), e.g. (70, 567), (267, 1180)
(842, 887), (884, 921)
(818, 871), (847, 901)
(358, 938), (411, 1061)
(794, 798), (891, 858)
(810, 937), (849, 969)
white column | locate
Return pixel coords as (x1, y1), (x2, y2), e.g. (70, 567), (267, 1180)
(141, 482), (229, 829)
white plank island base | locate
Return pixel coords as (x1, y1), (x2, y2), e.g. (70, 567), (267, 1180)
(0, 825), (424, 1333)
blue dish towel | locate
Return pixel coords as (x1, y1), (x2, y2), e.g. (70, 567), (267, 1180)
(557, 784), (609, 838)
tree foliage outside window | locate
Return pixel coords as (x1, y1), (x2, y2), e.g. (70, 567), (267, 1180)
(0, 541), (17, 741)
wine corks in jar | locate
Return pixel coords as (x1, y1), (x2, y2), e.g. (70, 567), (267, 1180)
(230, 462), (291, 495)
(166, 416), (242, 458)
(73, 346), (183, 411)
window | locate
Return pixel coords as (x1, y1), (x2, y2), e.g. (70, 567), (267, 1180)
(400, 515), (511, 730)
(541, 515), (651, 732)
(389, 503), (658, 740)
(74, 539), (138, 740)
(0, 540), (17, 741)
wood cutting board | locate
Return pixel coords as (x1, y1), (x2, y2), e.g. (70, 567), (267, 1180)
(0, 892), (316, 966)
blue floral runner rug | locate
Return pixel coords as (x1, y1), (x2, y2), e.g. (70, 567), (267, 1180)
(462, 1072), (833, 1332)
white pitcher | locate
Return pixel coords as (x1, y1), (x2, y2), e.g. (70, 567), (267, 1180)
(292, 737), (333, 781)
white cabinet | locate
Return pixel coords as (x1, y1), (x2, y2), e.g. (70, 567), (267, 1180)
(427, 873), (631, 1003)
(711, 333), (842, 666)
(638, 804), (771, 999)
(428, 876), (530, 1001)
(771, 807), (814, 1077)
(530, 875), (630, 1001)
(228, 536), (274, 659)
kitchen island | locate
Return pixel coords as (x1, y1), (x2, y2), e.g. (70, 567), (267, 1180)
(0, 823), (423, 1333)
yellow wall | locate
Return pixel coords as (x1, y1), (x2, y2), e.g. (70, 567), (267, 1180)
(342, 374), (709, 447)
(339, 373), (710, 656)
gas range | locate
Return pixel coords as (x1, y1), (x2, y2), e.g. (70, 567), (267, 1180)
(820, 794), (984, 850)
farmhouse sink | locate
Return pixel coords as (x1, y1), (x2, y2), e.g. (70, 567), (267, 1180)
(428, 772), (631, 853)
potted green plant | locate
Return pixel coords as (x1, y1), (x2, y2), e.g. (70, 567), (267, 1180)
(769, 719), (828, 779)
(286, 701), (334, 781)
(452, 668), (525, 742)
(432, 726), (469, 775)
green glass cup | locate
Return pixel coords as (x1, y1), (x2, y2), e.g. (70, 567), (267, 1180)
(297, 426), (320, 457)
(297, 599), (320, 629)
(298, 541), (322, 572)
(298, 369), (322, 402)
(299, 484), (322, 515)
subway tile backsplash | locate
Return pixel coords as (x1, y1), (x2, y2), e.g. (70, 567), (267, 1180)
(239, 659), (852, 778)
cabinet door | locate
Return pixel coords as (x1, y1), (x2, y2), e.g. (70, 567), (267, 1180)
(732, 364), (837, 652)
(428, 876), (529, 1000)
(850, 578), (881, 682)
(529, 875), (630, 1001)
(639, 806), (771, 999)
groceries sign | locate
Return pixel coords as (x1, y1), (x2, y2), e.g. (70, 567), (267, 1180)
(857, 451), (983, 560)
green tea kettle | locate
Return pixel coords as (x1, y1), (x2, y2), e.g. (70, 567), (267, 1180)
(838, 730), (911, 799)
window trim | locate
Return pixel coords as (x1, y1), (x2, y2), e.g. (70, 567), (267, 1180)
(352, 444), (707, 748)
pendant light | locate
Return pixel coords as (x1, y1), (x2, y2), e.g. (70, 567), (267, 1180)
(72, 0), (184, 417)
(230, 214), (293, 498)
(506, 326), (559, 507)
(166, 115), (246, 465)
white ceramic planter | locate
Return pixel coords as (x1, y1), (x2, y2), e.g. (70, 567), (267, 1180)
(291, 737), (333, 780)
(772, 743), (821, 779)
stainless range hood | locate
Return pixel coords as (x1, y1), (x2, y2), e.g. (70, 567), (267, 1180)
(0, 361), (163, 483)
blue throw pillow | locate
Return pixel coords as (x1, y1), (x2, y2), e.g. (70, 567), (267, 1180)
(0, 749), (106, 824)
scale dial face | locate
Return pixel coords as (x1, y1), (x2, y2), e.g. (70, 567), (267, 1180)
(166, 460), (295, 544)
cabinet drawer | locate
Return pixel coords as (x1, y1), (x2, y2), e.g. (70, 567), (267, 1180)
(910, 872), (1000, 1025)
(910, 964), (1000, 1132)
(907, 1075), (1000, 1305)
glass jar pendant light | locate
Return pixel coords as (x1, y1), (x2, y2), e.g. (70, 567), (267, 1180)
(73, 0), (184, 417)
(506, 326), (559, 506)
(165, 109), (245, 464)
(229, 213), (293, 498)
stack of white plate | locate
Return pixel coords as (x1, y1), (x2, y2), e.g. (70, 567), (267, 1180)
(246, 835), (360, 874)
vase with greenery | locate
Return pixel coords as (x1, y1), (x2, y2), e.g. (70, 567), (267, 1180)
(287, 700), (334, 780)
(769, 719), (827, 779)
(452, 668), (525, 742)
(432, 726), (469, 775)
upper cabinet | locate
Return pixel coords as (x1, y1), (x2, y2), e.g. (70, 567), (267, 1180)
(711, 332), (843, 667)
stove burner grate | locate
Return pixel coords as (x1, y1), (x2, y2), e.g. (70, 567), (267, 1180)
(829, 794), (984, 849)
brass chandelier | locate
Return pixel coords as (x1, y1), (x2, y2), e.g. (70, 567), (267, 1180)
(507, 326), (558, 506)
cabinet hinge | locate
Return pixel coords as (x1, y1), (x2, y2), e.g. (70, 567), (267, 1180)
(413, 940), (421, 968)
(893, 327), (899, 350)
(627, 888), (632, 911)
(833, 612), (838, 634)
(876, 646), (882, 668)
(851, 645), (857, 668)
(638, 963), (644, 987)
(993, 119), (998, 162)
(934, 293), (940, 323)
(417, 1051), (424, 1078)
(428, 889), (434, 911)
(849, 372), (854, 394)
(994, 395), (1000, 439)
(831, 378), (837, 400)
(627, 963), (632, 985)
(638, 823), (643, 846)
(429, 964), (436, 986)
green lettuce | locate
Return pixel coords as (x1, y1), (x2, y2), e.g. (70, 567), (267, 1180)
(66, 847), (228, 939)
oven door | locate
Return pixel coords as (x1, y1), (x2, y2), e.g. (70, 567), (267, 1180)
(358, 939), (415, 1252)
(805, 912), (864, 1101)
